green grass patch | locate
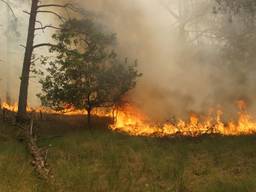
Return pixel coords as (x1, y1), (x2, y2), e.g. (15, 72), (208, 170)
(0, 121), (52, 192)
(1, 116), (256, 192)
(40, 129), (256, 192)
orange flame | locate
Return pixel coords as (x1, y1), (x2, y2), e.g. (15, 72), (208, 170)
(110, 102), (256, 137)
(1, 102), (18, 112)
(1, 100), (256, 136)
(0, 102), (112, 117)
(0, 102), (51, 113)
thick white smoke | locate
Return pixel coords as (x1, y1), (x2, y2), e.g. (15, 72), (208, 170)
(1, 0), (256, 120)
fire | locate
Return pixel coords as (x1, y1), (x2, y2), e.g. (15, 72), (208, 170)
(1, 100), (256, 136)
(0, 102), (112, 116)
(110, 102), (256, 137)
(1, 102), (18, 112)
(0, 102), (49, 113)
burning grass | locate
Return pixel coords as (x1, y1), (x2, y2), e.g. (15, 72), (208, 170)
(2, 100), (256, 137)
(1, 114), (256, 191)
(37, 116), (256, 192)
(110, 100), (256, 137)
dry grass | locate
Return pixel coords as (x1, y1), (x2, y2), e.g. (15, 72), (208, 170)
(0, 122), (51, 192)
(37, 115), (256, 192)
(1, 115), (256, 191)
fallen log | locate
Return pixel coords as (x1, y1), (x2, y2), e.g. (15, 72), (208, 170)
(19, 120), (55, 183)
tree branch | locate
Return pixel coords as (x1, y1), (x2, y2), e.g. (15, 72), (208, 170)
(33, 43), (56, 50)
(36, 20), (43, 28)
(159, 0), (179, 20)
(166, 7), (180, 20)
(37, 3), (88, 17)
(0, 0), (16, 18)
(37, 3), (72, 9)
(20, 44), (26, 49)
(35, 25), (61, 31)
(23, 10), (30, 15)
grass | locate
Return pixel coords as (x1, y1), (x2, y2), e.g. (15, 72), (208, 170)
(1, 115), (256, 191)
(44, 132), (256, 192)
(0, 122), (51, 192)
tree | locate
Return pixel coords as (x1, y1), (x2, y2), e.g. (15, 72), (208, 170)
(215, 0), (256, 14)
(38, 19), (141, 128)
(16, 0), (78, 122)
(211, 0), (256, 103)
(162, 0), (214, 43)
(214, 0), (256, 64)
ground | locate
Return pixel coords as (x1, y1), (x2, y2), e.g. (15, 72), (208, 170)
(0, 114), (256, 192)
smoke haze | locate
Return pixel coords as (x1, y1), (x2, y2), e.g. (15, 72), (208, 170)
(1, 0), (256, 120)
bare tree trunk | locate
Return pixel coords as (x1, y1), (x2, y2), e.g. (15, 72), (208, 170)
(17, 0), (39, 122)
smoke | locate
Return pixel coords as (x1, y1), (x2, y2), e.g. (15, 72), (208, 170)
(0, 0), (69, 106)
(72, 0), (256, 120)
(1, 0), (256, 120)
(0, 1), (28, 104)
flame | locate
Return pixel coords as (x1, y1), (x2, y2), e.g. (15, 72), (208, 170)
(1, 100), (256, 136)
(0, 102), (112, 116)
(110, 102), (256, 137)
(1, 102), (18, 112)
(0, 102), (50, 113)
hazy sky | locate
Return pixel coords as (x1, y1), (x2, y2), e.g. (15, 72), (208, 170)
(1, 0), (255, 120)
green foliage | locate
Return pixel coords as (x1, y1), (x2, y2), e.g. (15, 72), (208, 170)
(38, 18), (141, 112)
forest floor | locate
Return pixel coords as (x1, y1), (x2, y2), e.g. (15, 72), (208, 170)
(0, 114), (256, 192)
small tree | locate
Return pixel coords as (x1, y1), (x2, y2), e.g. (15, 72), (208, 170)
(38, 19), (141, 128)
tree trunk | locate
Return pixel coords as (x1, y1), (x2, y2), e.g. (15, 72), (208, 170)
(87, 108), (92, 129)
(16, 0), (39, 122)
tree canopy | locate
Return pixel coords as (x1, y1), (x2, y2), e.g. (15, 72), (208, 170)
(38, 18), (141, 126)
